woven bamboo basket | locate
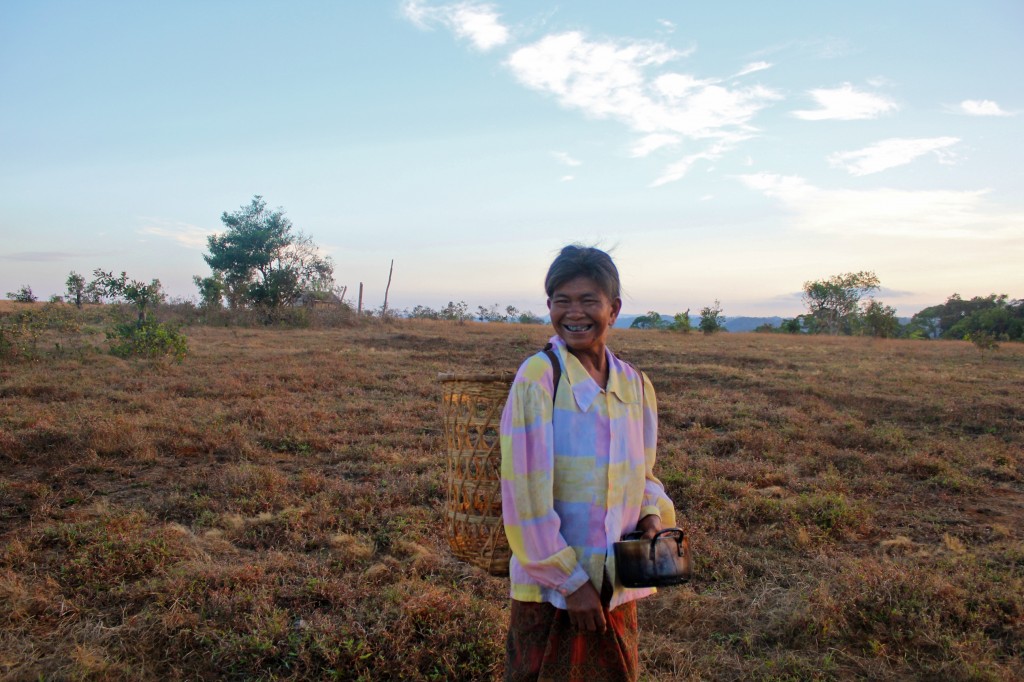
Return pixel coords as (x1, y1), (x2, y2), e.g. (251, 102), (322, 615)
(439, 371), (514, 576)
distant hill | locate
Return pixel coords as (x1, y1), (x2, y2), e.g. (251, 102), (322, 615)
(615, 314), (784, 332)
(614, 314), (643, 329)
(615, 314), (912, 332)
(722, 316), (784, 332)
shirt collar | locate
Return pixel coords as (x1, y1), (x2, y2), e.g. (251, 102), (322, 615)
(548, 336), (639, 412)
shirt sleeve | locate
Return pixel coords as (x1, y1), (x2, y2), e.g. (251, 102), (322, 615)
(500, 356), (590, 597)
(639, 371), (677, 527)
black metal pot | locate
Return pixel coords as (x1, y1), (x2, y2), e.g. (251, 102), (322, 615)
(613, 528), (691, 588)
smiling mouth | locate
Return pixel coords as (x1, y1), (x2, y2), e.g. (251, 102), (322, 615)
(563, 323), (593, 333)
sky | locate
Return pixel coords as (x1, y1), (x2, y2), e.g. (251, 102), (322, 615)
(1, 1), (1022, 317)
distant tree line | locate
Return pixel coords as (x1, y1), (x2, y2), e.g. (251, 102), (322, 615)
(756, 271), (902, 337)
(10, 206), (1021, 349)
(752, 272), (1022, 344)
(630, 302), (724, 335)
(618, 271), (1021, 345)
(909, 294), (1023, 342)
(398, 302), (544, 325)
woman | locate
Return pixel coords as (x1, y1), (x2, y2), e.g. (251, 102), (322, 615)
(500, 245), (677, 682)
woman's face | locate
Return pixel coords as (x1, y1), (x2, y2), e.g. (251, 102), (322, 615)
(548, 275), (621, 355)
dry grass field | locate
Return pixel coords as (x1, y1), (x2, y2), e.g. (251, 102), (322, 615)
(1, 316), (1022, 680)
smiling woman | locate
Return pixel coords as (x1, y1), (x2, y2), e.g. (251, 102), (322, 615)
(499, 245), (677, 682)
(546, 255), (622, 383)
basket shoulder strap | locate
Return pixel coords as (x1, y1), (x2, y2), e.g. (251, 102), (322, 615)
(542, 343), (562, 404)
(542, 347), (643, 404)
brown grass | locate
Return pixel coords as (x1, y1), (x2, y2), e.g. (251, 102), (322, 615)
(1, 319), (1022, 680)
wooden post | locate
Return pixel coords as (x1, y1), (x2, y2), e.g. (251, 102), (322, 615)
(358, 282), (363, 315)
(382, 259), (394, 318)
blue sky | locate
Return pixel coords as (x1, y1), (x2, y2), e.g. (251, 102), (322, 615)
(2, 1), (1021, 316)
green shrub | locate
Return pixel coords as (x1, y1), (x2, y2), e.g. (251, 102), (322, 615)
(107, 315), (188, 362)
(966, 330), (1000, 350)
(5, 284), (37, 302)
(699, 300), (726, 334)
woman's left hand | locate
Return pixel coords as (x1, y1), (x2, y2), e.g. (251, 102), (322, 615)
(637, 514), (663, 540)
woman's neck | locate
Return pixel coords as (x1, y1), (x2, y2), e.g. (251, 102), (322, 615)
(568, 344), (609, 388)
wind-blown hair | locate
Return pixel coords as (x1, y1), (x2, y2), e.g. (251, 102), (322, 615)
(544, 245), (621, 301)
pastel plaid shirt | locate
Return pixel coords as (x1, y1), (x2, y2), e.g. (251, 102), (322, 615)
(500, 335), (677, 610)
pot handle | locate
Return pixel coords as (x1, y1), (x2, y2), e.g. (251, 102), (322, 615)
(649, 528), (686, 561)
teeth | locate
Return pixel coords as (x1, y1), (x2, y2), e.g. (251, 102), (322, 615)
(565, 324), (592, 332)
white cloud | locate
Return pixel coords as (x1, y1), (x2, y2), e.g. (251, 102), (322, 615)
(792, 83), (897, 121)
(551, 151), (581, 166)
(138, 219), (218, 250)
(505, 31), (781, 184)
(959, 99), (1012, 117)
(734, 61), (772, 77)
(751, 37), (852, 62)
(560, 175), (575, 182)
(506, 32), (780, 140)
(401, 0), (432, 27)
(828, 137), (960, 176)
(401, 1), (509, 51)
(630, 133), (681, 157)
(652, 141), (731, 186)
(738, 173), (1024, 239)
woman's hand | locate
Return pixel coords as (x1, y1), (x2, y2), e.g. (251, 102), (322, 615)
(565, 582), (606, 633)
(637, 513), (663, 540)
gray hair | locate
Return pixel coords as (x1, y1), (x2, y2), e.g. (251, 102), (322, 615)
(544, 245), (621, 301)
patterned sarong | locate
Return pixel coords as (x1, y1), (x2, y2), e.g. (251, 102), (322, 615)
(504, 597), (639, 682)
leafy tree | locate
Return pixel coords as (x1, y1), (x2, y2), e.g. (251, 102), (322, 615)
(630, 311), (667, 330)
(202, 196), (334, 313)
(802, 271), (880, 335)
(912, 293), (1021, 340)
(91, 269), (166, 324)
(860, 298), (901, 338)
(517, 310), (544, 324)
(6, 285), (37, 303)
(193, 273), (226, 309)
(668, 310), (692, 333)
(753, 323), (777, 333)
(902, 315), (940, 340)
(780, 317), (804, 334)
(83, 279), (106, 304)
(409, 305), (440, 320)
(477, 303), (506, 322)
(947, 300), (1023, 341)
(439, 300), (470, 324)
(90, 269), (187, 361)
(65, 272), (86, 308)
(698, 300), (725, 334)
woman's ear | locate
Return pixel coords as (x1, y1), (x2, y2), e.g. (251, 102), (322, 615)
(546, 298), (552, 311)
(610, 297), (622, 323)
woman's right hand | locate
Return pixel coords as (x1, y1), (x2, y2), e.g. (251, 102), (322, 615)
(565, 582), (606, 633)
